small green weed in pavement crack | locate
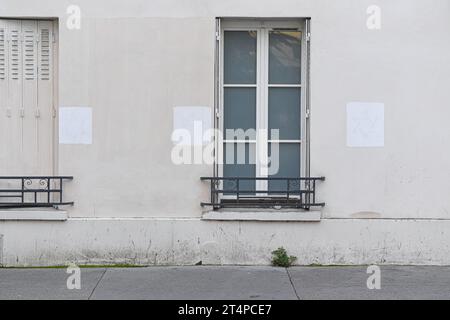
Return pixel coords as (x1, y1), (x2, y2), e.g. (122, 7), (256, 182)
(271, 247), (297, 267)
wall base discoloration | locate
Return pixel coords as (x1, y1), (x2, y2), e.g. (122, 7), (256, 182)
(0, 234), (3, 267)
(0, 218), (449, 267)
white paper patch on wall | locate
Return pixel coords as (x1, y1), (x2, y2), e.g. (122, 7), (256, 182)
(59, 107), (92, 145)
(346, 102), (384, 147)
(172, 106), (212, 146)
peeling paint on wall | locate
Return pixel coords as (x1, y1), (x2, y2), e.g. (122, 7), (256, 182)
(0, 234), (3, 267)
(350, 211), (382, 219)
(1, 219), (450, 267)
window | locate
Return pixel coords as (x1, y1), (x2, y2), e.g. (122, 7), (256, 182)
(199, 19), (323, 210)
(201, 19), (324, 210)
(218, 19), (310, 196)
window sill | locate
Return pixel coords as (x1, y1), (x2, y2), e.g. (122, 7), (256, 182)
(0, 208), (68, 221)
(201, 209), (321, 222)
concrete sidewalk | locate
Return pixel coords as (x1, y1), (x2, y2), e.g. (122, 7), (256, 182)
(0, 266), (450, 300)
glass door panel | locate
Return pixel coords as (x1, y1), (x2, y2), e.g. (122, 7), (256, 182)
(223, 30), (257, 193)
(267, 30), (302, 190)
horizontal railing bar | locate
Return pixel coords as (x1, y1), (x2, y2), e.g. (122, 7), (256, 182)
(225, 198), (303, 202)
(0, 189), (62, 193)
(201, 176), (325, 181)
(201, 202), (325, 208)
(0, 176), (73, 180)
(214, 190), (314, 194)
(0, 202), (74, 206)
(203, 201), (325, 207)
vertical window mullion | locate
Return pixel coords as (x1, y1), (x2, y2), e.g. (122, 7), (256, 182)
(218, 25), (225, 199)
(255, 28), (262, 189)
(262, 28), (269, 186)
(256, 28), (269, 192)
(214, 18), (220, 182)
(304, 19), (311, 179)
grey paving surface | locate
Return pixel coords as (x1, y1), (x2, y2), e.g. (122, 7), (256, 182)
(0, 268), (106, 300)
(1, 265), (450, 300)
(289, 266), (450, 300)
(91, 266), (296, 300)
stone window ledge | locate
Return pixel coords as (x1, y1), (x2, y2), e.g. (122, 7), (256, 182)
(0, 208), (68, 221)
(202, 209), (321, 222)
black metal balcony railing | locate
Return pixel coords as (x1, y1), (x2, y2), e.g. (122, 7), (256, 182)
(0, 176), (74, 208)
(201, 176), (325, 210)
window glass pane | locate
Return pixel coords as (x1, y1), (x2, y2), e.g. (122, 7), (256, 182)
(224, 88), (256, 139)
(268, 143), (300, 192)
(223, 143), (256, 192)
(268, 88), (301, 140)
(224, 31), (257, 84)
(269, 31), (301, 84)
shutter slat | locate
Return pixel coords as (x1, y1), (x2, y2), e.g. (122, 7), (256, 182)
(39, 28), (51, 80)
(0, 27), (5, 80)
(22, 26), (37, 81)
(9, 28), (21, 80)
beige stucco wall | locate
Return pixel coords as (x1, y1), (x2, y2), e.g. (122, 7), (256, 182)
(1, 0), (450, 221)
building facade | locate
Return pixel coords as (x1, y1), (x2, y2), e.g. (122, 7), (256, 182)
(0, 0), (450, 266)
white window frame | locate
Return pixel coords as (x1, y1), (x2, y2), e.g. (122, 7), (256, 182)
(216, 18), (310, 199)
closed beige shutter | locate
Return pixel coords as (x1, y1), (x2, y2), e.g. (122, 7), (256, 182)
(22, 20), (39, 175)
(0, 21), (7, 173)
(37, 20), (54, 175)
(0, 19), (55, 176)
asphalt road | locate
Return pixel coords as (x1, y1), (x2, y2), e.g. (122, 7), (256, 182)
(0, 266), (449, 300)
